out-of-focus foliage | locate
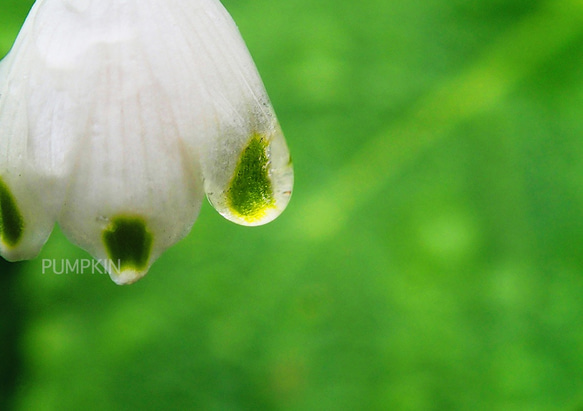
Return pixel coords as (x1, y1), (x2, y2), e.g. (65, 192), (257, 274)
(2, 0), (583, 409)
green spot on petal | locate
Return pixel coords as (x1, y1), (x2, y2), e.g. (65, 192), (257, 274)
(0, 178), (24, 248)
(227, 134), (275, 222)
(102, 216), (153, 272)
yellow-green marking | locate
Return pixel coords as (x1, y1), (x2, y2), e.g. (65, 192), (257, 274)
(0, 177), (24, 247)
(102, 216), (153, 272)
(227, 134), (275, 223)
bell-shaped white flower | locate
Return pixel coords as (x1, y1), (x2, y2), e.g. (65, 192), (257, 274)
(0, 0), (293, 284)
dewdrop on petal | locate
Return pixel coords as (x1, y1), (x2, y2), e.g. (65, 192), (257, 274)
(0, 0), (293, 284)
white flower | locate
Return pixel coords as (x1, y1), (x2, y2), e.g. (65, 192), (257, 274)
(0, 0), (293, 284)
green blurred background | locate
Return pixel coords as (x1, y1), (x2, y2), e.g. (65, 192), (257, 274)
(2, 0), (583, 409)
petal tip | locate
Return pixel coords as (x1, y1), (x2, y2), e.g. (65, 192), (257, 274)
(109, 268), (148, 286)
(213, 133), (293, 226)
(0, 177), (25, 251)
(102, 215), (153, 282)
(226, 134), (275, 217)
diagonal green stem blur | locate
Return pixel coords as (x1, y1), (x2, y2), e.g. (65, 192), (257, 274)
(291, 0), (583, 242)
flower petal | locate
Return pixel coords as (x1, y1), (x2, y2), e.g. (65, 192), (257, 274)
(0, 13), (61, 260)
(56, 72), (205, 284)
(25, 1), (205, 284)
(137, 0), (294, 225)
